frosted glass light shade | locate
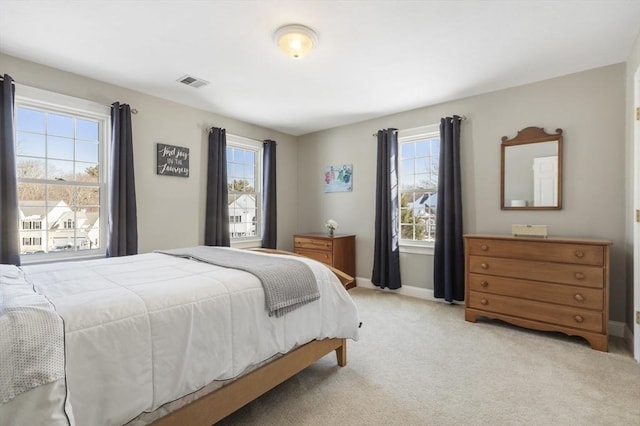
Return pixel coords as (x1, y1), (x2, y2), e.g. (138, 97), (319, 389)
(274, 24), (318, 59)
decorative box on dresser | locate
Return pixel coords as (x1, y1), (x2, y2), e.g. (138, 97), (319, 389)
(293, 233), (356, 289)
(464, 234), (611, 351)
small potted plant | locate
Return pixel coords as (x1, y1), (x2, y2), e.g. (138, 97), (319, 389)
(325, 219), (338, 237)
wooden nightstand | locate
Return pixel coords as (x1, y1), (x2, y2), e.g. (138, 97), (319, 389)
(293, 233), (356, 289)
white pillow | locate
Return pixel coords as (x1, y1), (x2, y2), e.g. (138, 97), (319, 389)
(0, 265), (26, 285)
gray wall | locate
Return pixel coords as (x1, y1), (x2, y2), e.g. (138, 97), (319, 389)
(1, 53), (299, 254)
(297, 64), (628, 322)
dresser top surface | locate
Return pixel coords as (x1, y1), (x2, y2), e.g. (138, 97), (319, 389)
(295, 233), (355, 240)
(464, 234), (612, 246)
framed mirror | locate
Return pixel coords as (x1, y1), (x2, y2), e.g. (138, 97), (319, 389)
(501, 127), (563, 210)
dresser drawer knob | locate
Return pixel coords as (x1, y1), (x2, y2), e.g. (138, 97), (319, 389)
(574, 315), (584, 323)
(574, 272), (585, 280)
(480, 281), (489, 288)
(480, 244), (489, 251)
(480, 298), (488, 305)
(574, 293), (585, 302)
(575, 250), (585, 258)
(480, 263), (489, 270)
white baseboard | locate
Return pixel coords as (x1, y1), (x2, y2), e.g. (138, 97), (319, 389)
(355, 277), (463, 305)
(623, 324), (634, 353)
(355, 277), (625, 337)
(608, 321), (625, 339)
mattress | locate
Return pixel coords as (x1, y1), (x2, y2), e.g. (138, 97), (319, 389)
(0, 247), (360, 426)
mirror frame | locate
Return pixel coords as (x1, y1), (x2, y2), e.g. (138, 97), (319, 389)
(500, 126), (563, 210)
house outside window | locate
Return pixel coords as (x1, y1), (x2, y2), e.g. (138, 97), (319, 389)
(226, 135), (262, 243)
(398, 124), (440, 252)
(15, 86), (110, 260)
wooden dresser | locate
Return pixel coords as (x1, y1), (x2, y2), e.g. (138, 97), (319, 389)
(464, 234), (611, 351)
(293, 233), (356, 289)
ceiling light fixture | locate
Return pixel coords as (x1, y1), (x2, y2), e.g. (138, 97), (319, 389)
(274, 24), (318, 59)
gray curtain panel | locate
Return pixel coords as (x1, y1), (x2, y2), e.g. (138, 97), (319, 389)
(106, 102), (138, 257)
(0, 74), (20, 265)
(433, 115), (464, 302)
(372, 128), (401, 289)
(261, 139), (277, 249)
(205, 127), (230, 246)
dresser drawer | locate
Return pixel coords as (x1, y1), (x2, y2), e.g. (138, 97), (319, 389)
(469, 256), (603, 288)
(293, 248), (333, 265)
(294, 237), (333, 251)
(468, 291), (603, 332)
(467, 273), (603, 310)
(467, 238), (604, 266)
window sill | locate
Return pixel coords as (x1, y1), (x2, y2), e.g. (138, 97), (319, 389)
(231, 239), (262, 249)
(20, 251), (106, 266)
(399, 242), (434, 255)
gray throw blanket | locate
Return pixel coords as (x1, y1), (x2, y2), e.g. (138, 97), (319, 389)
(157, 247), (320, 317)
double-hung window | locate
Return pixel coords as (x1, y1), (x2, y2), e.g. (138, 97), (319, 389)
(398, 124), (440, 251)
(15, 86), (110, 260)
(226, 135), (263, 243)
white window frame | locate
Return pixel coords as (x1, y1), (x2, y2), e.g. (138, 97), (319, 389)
(15, 85), (110, 263)
(398, 124), (440, 255)
(226, 134), (263, 248)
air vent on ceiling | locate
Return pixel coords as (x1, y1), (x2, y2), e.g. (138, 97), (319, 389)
(177, 74), (209, 89)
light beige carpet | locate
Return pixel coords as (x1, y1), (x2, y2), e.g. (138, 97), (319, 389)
(218, 287), (640, 425)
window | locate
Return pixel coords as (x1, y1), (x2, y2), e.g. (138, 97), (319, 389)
(398, 124), (440, 246)
(22, 237), (41, 246)
(21, 220), (42, 230)
(226, 135), (262, 242)
(15, 86), (110, 260)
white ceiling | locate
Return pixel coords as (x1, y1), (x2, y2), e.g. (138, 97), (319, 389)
(1, 0), (640, 136)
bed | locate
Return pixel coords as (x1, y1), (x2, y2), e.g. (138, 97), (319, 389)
(0, 246), (360, 426)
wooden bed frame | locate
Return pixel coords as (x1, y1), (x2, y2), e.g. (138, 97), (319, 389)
(151, 249), (354, 425)
(152, 338), (347, 426)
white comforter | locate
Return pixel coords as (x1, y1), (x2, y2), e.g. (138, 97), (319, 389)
(1, 248), (360, 426)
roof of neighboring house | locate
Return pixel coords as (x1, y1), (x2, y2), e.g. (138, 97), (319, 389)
(19, 200), (68, 219)
(228, 193), (256, 210)
(19, 200), (99, 230)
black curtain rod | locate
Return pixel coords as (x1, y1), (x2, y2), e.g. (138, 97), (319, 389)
(208, 128), (277, 145)
(371, 115), (467, 137)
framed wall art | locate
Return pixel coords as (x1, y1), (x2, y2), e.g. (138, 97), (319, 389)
(157, 143), (189, 177)
(324, 164), (352, 193)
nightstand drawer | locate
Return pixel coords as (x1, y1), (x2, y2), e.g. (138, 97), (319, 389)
(294, 237), (333, 251)
(294, 248), (333, 265)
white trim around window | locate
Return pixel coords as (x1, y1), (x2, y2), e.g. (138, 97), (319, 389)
(15, 85), (111, 264)
(398, 123), (440, 255)
(226, 133), (263, 248)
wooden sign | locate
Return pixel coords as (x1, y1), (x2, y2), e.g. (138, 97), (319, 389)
(157, 143), (189, 177)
